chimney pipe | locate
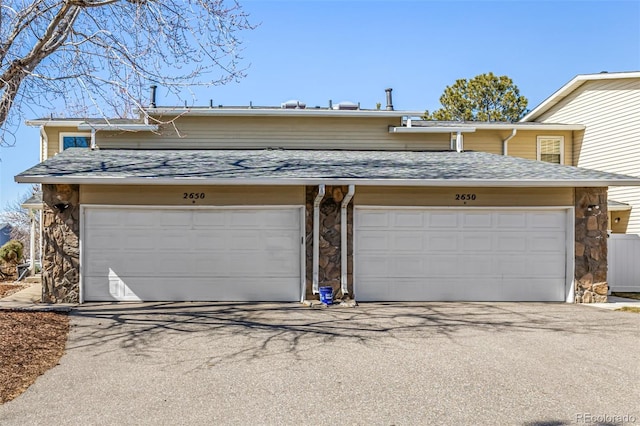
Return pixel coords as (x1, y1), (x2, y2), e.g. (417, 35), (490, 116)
(385, 88), (394, 111)
(149, 85), (157, 108)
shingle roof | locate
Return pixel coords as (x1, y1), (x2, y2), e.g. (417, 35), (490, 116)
(15, 148), (640, 187)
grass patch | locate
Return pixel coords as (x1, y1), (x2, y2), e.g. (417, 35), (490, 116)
(611, 292), (640, 300)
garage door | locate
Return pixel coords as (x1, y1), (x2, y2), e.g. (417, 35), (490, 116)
(83, 207), (303, 302)
(355, 208), (569, 302)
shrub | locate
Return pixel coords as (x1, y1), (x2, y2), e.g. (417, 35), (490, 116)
(0, 240), (24, 265)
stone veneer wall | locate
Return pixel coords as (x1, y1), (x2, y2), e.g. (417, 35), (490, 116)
(42, 184), (80, 303)
(305, 186), (353, 301)
(575, 187), (608, 303)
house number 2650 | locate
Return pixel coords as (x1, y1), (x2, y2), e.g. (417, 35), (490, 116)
(183, 192), (205, 200)
(455, 193), (476, 201)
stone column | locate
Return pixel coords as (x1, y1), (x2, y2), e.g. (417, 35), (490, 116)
(574, 187), (608, 303)
(42, 184), (80, 303)
(305, 186), (353, 301)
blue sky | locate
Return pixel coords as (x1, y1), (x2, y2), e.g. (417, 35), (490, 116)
(1, 0), (639, 207)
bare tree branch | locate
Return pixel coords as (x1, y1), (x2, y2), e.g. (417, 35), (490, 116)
(0, 0), (254, 144)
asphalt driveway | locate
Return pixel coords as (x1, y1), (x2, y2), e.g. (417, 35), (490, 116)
(1, 302), (639, 426)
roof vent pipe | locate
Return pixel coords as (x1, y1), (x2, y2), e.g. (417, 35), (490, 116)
(149, 85), (157, 108)
(385, 88), (394, 111)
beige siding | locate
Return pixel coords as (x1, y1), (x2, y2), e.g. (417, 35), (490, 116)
(355, 187), (574, 207)
(608, 210), (631, 233)
(43, 126), (91, 160)
(536, 78), (640, 233)
(464, 129), (573, 165)
(572, 129), (585, 166)
(462, 130), (504, 155)
(80, 185), (305, 206)
(96, 116), (450, 150)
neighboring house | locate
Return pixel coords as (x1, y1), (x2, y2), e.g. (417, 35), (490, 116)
(521, 71), (640, 234)
(0, 223), (12, 247)
(15, 91), (640, 304)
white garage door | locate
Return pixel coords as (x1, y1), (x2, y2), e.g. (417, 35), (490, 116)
(83, 207), (303, 302)
(355, 208), (569, 302)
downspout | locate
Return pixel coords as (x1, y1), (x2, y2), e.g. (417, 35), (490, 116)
(455, 131), (463, 152)
(29, 209), (36, 276)
(90, 128), (96, 149)
(40, 126), (47, 161)
(340, 185), (355, 297)
(502, 128), (517, 155)
(39, 209), (43, 273)
(312, 185), (326, 294)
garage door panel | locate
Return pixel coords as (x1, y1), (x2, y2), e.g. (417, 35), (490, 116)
(426, 233), (459, 251)
(357, 232), (389, 251)
(461, 234), (491, 251)
(357, 211), (389, 227)
(264, 230), (300, 250)
(462, 212), (493, 228)
(84, 230), (123, 250)
(83, 207), (302, 301)
(357, 256), (390, 277)
(356, 208), (568, 302)
(495, 212), (527, 228)
(496, 257), (529, 275)
(193, 233), (227, 250)
(530, 234), (565, 252)
(427, 212), (458, 227)
(85, 276), (300, 302)
(86, 210), (122, 227)
(122, 231), (160, 250)
(159, 211), (193, 227)
(392, 211), (424, 227)
(428, 256), (462, 276)
(122, 211), (159, 227)
(192, 210), (226, 227)
(500, 278), (565, 301)
(392, 232), (424, 251)
(530, 212), (565, 229)
(392, 257), (425, 276)
(495, 235), (527, 252)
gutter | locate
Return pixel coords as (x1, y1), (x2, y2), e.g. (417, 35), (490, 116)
(312, 185), (326, 295)
(340, 185), (355, 297)
(502, 129), (517, 155)
(389, 126), (476, 134)
(144, 108), (423, 118)
(77, 123), (159, 132)
(15, 176), (640, 187)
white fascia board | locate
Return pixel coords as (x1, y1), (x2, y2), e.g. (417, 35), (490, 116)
(391, 123), (584, 133)
(15, 175), (640, 187)
(608, 204), (632, 212)
(389, 126), (476, 134)
(25, 119), (154, 131)
(521, 71), (640, 122)
(145, 107), (423, 118)
(25, 119), (86, 127)
(472, 123), (585, 131)
(20, 202), (43, 210)
(77, 123), (159, 131)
